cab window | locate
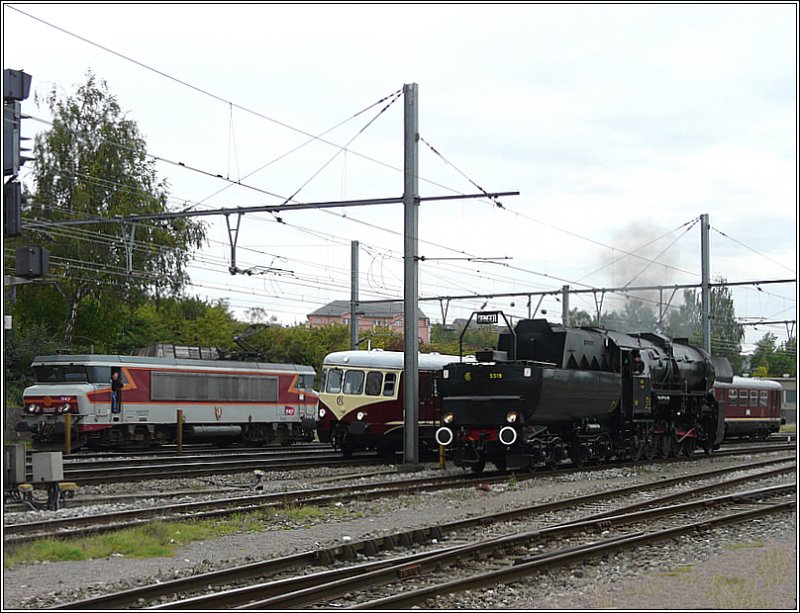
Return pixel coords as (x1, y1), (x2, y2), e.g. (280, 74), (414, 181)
(383, 372), (397, 397)
(365, 371), (383, 396)
(326, 368), (343, 393)
(343, 370), (365, 395)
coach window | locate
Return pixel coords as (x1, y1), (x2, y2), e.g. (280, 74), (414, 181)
(739, 390), (749, 407)
(760, 391), (769, 407)
(383, 372), (397, 397)
(750, 390), (759, 407)
(343, 370), (365, 395)
(320, 369), (328, 392)
(326, 368), (343, 394)
(727, 389), (737, 407)
(365, 371), (383, 396)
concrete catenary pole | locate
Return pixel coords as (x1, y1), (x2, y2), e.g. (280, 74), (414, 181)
(350, 240), (359, 350)
(402, 83), (420, 468)
(701, 213), (711, 354)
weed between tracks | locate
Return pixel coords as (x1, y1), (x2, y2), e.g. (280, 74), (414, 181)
(4, 503), (349, 569)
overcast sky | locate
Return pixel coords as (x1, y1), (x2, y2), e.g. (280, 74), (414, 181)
(4, 3), (797, 353)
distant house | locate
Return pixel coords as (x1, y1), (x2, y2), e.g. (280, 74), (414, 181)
(307, 300), (430, 344)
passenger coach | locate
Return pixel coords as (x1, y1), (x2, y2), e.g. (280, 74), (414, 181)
(713, 376), (784, 439)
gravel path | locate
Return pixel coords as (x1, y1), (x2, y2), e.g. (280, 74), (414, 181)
(3, 453), (797, 610)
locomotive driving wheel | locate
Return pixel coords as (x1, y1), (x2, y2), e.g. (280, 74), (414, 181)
(658, 434), (673, 458)
(569, 443), (589, 468)
(643, 437), (657, 460)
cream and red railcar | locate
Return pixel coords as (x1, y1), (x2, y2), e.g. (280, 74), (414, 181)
(315, 350), (461, 457)
(712, 376), (784, 439)
(21, 354), (318, 449)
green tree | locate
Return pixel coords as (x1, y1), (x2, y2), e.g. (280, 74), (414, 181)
(10, 71), (205, 345)
(750, 333), (797, 377)
(662, 278), (744, 373)
(600, 298), (658, 333)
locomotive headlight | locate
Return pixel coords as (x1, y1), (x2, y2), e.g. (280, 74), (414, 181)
(59, 404), (71, 414)
(26, 404), (38, 414)
(435, 427), (454, 446)
(318, 407), (327, 419)
(499, 426), (518, 446)
(506, 411), (519, 424)
(442, 412), (455, 424)
(356, 411), (367, 421)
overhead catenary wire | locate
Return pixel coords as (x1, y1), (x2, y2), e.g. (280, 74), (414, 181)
(10, 6), (793, 337)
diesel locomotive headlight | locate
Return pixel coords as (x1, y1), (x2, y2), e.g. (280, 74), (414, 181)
(356, 411), (367, 421)
(506, 411), (519, 424)
(318, 407), (326, 419)
(26, 404), (38, 414)
(442, 412), (454, 424)
(59, 404), (71, 414)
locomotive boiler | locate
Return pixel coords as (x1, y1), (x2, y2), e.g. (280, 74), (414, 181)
(435, 316), (732, 473)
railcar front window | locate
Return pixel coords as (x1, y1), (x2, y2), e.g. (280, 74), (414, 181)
(326, 368), (343, 393)
(365, 371), (383, 396)
(343, 370), (365, 395)
(760, 391), (769, 407)
(383, 373), (397, 397)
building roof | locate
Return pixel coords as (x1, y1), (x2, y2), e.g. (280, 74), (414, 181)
(308, 300), (428, 320)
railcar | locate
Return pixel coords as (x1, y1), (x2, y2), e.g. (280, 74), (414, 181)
(713, 376), (784, 439)
(435, 315), (732, 473)
(20, 353), (318, 450)
(315, 349), (462, 457)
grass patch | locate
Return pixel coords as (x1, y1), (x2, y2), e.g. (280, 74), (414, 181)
(660, 564), (694, 577)
(780, 423), (796, 433)
(507, 473), (518, 490)
(727, 541), (764, 550)
(5, 504), (335, 569)
(709, 573), (770, 608)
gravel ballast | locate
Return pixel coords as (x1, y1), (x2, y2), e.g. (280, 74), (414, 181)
(3, 452), (797, 610)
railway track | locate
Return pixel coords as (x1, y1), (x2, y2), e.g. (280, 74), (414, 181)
(20, 448), (384, 485)
(5, 445), (795, 543)
(15, 436), (796, 486)
(47, 453), (795, 609)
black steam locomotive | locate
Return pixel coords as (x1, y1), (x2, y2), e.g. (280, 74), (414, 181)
(435, 314), (732, 473)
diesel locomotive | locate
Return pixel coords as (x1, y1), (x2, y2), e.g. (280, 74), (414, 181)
(20, 348), (318, 450)
(435, 314), (733, 473)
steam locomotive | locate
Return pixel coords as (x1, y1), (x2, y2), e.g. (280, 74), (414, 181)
(435, 315), (732, 473)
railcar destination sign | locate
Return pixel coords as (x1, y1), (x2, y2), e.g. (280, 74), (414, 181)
(476, 311), (500, 325)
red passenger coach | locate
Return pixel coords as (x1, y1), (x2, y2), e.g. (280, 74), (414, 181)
(713, 376), (784, 439)
(315, 350), (461, 458)
(21, 353), (318, 450)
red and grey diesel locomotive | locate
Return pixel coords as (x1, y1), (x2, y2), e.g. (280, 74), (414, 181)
(435, 315), (732, 473)
(21, 350), (318, 450)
